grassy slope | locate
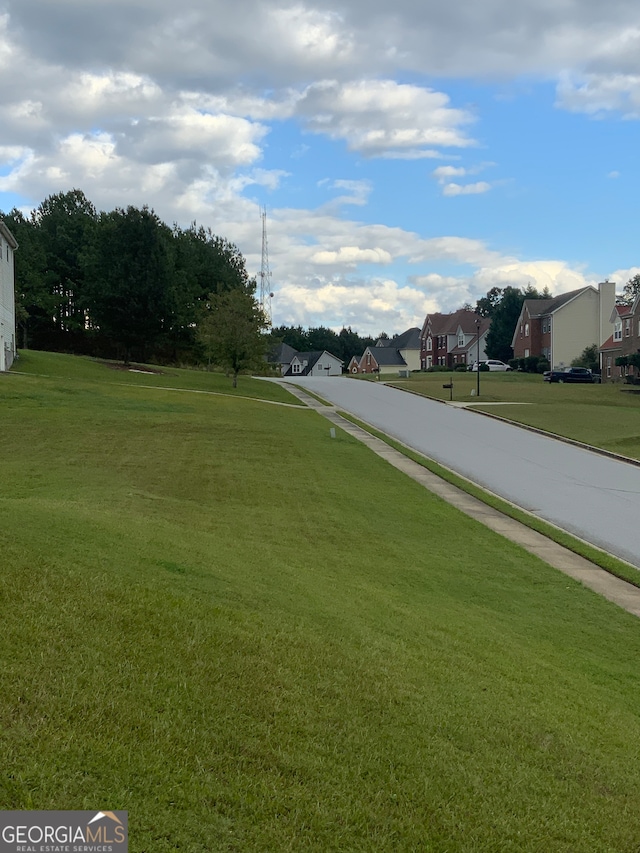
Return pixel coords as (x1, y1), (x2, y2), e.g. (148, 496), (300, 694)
(391, 372), (640, 460)
(2, 353), (640, 851)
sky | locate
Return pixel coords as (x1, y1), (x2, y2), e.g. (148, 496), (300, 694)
(0, 0), (639, 335)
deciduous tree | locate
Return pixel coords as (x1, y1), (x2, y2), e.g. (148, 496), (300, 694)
(198, 288), (268, 387)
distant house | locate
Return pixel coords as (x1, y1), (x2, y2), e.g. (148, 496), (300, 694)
(599, 304), (627, 382)
(351, 327), (421, 376)
(511, 282), (615, 369)
(0, 220), (17, 371)
(283, 350), (343, 377)
(600, 296), (640, 382)
(420, 310), (489, 369)
(358, 345), (408, 376)
(267, 342), (298, 375)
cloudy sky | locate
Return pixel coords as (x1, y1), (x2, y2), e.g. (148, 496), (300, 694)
(1, 0), (639, 334)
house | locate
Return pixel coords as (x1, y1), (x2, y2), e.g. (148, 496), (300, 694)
(357, 345), (408, 376)
(347, 355), (360, 374)
(600, 296), (640, 381)
(283, 350), (343, 377)
(350, 327), (421, 376)
(598, 304), (627, 382)
(511, 282), (615, 369)
(375, 327), (421, 371)
(420, 309), (490, 369)
(0, 220), (17, 371)
(267, 341), (298, 375)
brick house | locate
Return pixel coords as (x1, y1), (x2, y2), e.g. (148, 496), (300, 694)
(600, 296), (640, 381)
(351, 328), (421, 376)
(420, 309), (490, 370)
(511, 282), (615, 369)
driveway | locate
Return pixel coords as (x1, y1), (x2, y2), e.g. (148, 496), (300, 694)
(287, 377), (640, 570)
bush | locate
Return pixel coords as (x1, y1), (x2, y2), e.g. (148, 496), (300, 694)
(454, 363), (469, 371)
(508, 359), (521, 371)
(536, 360), (550, 374)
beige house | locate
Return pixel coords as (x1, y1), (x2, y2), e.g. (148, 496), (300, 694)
(511, 282), (615, 369)
(0, 220), (17, 371)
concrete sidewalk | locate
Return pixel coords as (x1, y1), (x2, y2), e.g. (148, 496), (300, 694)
(284, 382), (640, 620)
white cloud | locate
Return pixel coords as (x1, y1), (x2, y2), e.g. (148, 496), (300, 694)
(296, 79), (475, 156)
(442, 181), (491, 197)
(432, 164), (494, 196)
(310, 246), (393, 266)
(556, 72), (640, 117)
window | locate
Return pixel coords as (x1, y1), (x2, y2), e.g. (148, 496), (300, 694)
(607, 356), (612, 378)
(524, 323), (529, 336)
(458, 333), (464, 347)
(542, 320), (547, 334)
(524, 348), (530, 358)
(426, 336), (432, 351)
(292, 362), (301, 374)
(625, 319), (631, 337)
(614, 321), (622, 341)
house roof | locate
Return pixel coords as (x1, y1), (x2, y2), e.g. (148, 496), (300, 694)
(0, 220), (18, 250)
(599, 334), (621, 352)
(422, 309), (489, 338)
(283, 350), (343, 376)
(392, 327), (421, 349)
(375, 327), (421, 350)
(267, 342), (297, 364)
(523, 287), (594, 319)
(363, 346), (407, 366)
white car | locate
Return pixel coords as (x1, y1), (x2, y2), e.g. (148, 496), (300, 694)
(468, 359), (512, 372)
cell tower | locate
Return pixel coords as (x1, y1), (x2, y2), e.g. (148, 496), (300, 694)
(258, 207), (273, 326)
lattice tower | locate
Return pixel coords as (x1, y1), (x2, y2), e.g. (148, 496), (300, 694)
(259, 207), (273, 326)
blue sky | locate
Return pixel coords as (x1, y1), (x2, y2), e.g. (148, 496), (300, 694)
(1, 0), (639, 335)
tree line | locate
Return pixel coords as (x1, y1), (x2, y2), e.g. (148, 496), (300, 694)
(270, 325), (381, 366)
(2, 189), (255, 364)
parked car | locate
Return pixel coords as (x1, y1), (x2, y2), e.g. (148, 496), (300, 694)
(468, 359), (512, 372)
(543, 367), (597, 384)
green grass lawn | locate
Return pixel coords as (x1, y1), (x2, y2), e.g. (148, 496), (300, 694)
(3, 352), (640, 851)
(392, 371), (640, 459)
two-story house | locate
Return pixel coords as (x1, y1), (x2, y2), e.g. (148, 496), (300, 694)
(600, 295), (640, 381)
(0, 220), (17, 371)
(420, 309), (490, 370)
(511, 282), (615, 369)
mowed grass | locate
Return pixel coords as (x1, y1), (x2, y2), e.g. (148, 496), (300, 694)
(11, 349), (299, 405)
(392, 371), (640, 459)
(2, 354), (640, 851)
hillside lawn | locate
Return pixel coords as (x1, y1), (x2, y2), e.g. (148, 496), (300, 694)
(390, 371), (640, 460)
(2, 351), (640, 851)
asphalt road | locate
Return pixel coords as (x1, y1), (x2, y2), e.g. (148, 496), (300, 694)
(288, 377), (640, 569)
